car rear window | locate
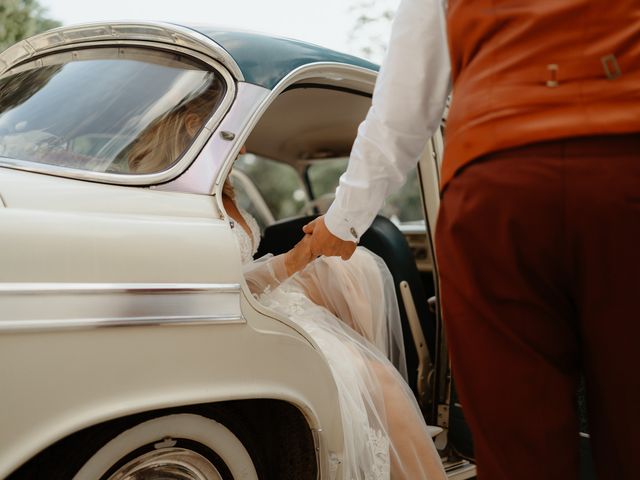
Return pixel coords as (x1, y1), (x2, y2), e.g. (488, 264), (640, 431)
(0, 47), (227, 175)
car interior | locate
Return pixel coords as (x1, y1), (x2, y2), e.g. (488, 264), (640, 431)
(241, 84), (439, 415)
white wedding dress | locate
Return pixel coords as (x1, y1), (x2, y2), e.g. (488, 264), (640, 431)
(232, 210), (446, 480)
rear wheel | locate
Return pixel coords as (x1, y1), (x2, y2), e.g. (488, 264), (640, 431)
(73, 413), (259, 480)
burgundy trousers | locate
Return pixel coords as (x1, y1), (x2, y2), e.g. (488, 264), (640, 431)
(436, 135), (640, 480)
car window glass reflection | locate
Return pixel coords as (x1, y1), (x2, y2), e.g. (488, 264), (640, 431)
(0, 47), (226, 175)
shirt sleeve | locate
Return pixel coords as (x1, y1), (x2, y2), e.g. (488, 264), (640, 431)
(325, 0), (451, 242)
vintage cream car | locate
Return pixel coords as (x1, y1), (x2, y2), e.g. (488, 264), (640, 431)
(0, 22), (477, 479)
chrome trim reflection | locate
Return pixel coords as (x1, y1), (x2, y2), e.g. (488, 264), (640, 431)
(0, 40), (236, 187)
(105, 447), (223, 480)
(0, 283), (241, 295)
(0, 314), (244, 333)
(0, 282), (243, 333)
(0, 22), (244, 80)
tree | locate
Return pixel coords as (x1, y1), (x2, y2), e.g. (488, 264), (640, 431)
(348, 0), (399, 63)
(348, 0), (425, 224)
(0, 0), (61, 53)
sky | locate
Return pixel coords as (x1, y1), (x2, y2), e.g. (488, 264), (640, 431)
(38, 0), (387, 59)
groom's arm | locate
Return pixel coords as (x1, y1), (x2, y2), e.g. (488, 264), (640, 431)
(308, 0), (450, 258)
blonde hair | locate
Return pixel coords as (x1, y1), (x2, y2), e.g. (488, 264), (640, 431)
(128, 80), (223, 174)
(222, 177), (235, 200)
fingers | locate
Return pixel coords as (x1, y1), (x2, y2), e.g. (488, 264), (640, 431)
(298, 233), (313, 251)
(303, 215), (357, 259)
(302, 217), (319, 234)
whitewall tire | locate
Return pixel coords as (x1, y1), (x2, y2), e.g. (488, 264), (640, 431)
(73, 413), (259, 480)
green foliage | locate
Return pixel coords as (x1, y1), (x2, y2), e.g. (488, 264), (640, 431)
(348, 0), (399, 62)
(309, 158), (424, 223)
(234, 155), (307, 220)
(307, 158), (348, 198)
(0, 0), (61, 52)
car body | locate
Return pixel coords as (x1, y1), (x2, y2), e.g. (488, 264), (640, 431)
(0, 22), (478, 479)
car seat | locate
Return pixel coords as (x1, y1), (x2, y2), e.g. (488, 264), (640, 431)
(256, 214), (437, 403)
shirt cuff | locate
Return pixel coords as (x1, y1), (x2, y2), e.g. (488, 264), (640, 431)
(325, 203), (369, 243)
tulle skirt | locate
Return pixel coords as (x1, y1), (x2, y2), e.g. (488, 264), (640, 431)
(244, 247), (445, 480)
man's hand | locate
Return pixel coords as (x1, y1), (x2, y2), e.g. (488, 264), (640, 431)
(303, 216), (357, 260)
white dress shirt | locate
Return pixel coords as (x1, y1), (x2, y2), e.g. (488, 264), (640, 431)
(325, 0), (451, 242)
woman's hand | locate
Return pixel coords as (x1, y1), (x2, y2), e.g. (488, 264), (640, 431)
(284, 234), (315, 276)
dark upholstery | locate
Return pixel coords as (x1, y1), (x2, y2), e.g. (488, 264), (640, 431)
(256, 214), (437, 396)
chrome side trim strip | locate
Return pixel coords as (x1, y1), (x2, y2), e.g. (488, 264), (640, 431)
(0, 283), (241, 295)
(0, 282), (243, 332)
(0, 314), (244, 333)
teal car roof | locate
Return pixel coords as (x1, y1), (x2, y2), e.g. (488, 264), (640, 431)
(183, 26), (379, 89)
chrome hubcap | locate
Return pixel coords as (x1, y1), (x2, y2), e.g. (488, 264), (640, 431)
(107, 447), (223, 480)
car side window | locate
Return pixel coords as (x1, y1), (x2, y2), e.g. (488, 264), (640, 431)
(0, 47), (227, 175)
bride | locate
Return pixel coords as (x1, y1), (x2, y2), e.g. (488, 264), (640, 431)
(129, 92), (446, 479)
(223, 181), (446, 480)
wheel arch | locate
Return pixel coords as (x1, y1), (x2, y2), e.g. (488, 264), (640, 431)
(7, 398), (319, 480)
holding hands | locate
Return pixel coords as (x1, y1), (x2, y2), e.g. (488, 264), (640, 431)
(284, 234), (316, 276)
(303, 216), (357, 261)
(284, 216), (358, 277)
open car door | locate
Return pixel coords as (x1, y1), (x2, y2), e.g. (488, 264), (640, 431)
(418, 127), (477, 479)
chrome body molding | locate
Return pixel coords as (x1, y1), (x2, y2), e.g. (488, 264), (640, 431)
(0, 282), (243, 333)
(0, 315), (244, 333)
(0, 282), (241, 294)
(0, 22), (244, 81)
(0, 39), (236, 188)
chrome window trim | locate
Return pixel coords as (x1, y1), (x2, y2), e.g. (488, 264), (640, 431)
(0, 22), (244, 81)
(0, 40), (237, 187)
(210, 62), (378, 197)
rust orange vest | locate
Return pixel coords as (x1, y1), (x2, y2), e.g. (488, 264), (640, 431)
(442, 0), (640, 188)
